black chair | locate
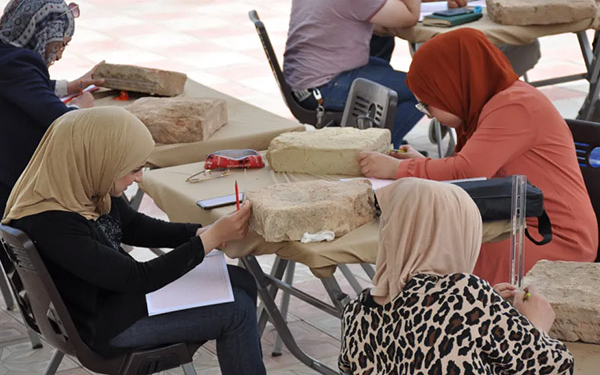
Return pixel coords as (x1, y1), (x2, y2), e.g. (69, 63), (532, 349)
(248, 10), (343, 128)
(341, 78), (397, 131)
(0, 224), (203, 375)
(565, 118), (600, 262)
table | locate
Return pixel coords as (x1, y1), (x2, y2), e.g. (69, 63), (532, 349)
(139, 157), (512, 374)
(94, 79), (304, 168)
(379, 8), (600, 120)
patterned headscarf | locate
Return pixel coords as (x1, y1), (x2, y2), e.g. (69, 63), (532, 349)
(0, 0), (75, 65)
(406, 28), (518, 152)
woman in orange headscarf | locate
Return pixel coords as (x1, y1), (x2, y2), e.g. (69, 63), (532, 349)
(357, 28), (597, 285)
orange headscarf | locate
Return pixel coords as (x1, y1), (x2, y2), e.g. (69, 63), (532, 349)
(406, 28), (518, 151)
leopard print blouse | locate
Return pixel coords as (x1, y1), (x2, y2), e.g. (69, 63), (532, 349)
(339, 273), (573, 375)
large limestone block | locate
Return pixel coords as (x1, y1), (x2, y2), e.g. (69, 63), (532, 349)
(248, 179), (376, 242)
(267, 128), (391, 176)
(125, 97), (227, 144)
(94, 63), (187, 96)
(523, 260), (600, 343)
(486, 0), (597, 26)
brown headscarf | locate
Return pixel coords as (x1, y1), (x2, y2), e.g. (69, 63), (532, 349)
(406, 28), (518, 151)
(2, 107), (154, 223)
(370, 178), (483, 304)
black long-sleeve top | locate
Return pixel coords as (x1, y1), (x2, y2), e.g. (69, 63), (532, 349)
(12, 197), (203, 357)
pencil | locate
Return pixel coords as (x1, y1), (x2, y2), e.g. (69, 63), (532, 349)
(235, 180), (240, 211)
(79, 79), (83, 95)
(523, 292), (531, 301)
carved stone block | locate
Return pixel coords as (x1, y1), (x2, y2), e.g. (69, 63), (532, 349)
(248, 179), (376, 242)
(125, 97), (227, 144)
(267, 127), (391, 176)
(486, 0), (597, 26)
(523, 260), (600, 343)
(94, 63), (187, 96)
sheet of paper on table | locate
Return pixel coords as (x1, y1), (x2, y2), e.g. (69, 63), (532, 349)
(419, 0), (486, 21)
(146, 250), (233, 316)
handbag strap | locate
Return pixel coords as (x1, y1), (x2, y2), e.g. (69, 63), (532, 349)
(525, 210), (552, 245)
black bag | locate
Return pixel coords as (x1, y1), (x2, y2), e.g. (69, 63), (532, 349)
(452, 177), (552, 245)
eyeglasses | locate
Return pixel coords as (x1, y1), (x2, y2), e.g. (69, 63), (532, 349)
(415, 101), (432, 117)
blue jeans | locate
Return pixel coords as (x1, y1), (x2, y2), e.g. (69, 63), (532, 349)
(110, 266), (265, 375)
(318, 57), (423, 147)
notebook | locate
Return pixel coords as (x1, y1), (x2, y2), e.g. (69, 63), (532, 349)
(422, 12), (483, 27)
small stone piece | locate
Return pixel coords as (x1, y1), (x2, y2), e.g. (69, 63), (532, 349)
(486, 0), (597, 26)
(94, 63), (187, 96)
(125, 97), (227, 144)
(267, 127), (391, 176)
(523, 260), (600, 344)
(248, 179), (376, 242)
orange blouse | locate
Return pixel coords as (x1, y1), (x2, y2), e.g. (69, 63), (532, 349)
(397, 81), (598, 285)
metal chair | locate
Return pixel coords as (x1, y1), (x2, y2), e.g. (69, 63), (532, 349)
(249, 10), (343, 128)
(565, 118), (600, 262)
(0, 224), (202, 375)
(341, 78), (397, 131)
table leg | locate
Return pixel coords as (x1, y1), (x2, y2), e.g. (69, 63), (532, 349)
(242, 255), (339, 375)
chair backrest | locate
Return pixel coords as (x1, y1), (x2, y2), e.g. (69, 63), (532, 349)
(565, 118), (600, 261)
(248, 9), (342, 128)
(0, 224), (200, 375)
(341, 78), (397, 131)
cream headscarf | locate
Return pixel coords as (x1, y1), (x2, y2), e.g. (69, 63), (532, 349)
(2, 107), (154, 223)
(370, 178), (483, 304)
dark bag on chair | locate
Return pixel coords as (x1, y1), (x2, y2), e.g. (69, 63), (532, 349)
(452, 177), (552, 245)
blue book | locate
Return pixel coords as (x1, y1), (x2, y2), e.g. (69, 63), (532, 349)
(423, 12), (483, 27)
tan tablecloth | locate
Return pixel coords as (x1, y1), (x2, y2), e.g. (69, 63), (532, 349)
(380, 8), (600, 45)
(94, 79), (304, 168)
(139, 155), (510, 278)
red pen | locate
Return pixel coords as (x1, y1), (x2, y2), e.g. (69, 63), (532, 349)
(235, 180), (240, 211)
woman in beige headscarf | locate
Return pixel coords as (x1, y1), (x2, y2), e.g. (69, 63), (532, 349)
(339, 178), (572, 375)
(2, 107), (266, 374)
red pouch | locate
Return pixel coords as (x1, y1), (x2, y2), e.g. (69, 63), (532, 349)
(204, 149), (264, 170)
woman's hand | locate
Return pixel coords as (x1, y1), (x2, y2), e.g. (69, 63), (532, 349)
(513, 285), (555, 333)
(493, 282), (516, 302)
(447, 0), (468, 8)
(357, 151), (401, 179)
(391, 145), (426, 160)
(199, 201), (252, 254)
(66, 60), (106, 94)
(70, 92), (94, 108)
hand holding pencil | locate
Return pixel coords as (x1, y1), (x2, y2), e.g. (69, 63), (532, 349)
(513, 285), (555, 333)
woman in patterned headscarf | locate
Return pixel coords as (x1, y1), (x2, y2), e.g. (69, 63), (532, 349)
(0, 0), (103, 217)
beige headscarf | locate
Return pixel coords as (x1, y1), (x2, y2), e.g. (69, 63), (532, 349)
(2, 107), (154, 223)
(370, 178), (483, 304)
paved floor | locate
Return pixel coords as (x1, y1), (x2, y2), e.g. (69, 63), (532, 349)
(0, 0), (595, 374)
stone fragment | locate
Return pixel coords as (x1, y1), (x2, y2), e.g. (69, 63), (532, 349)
(248, 179), (376, 242)
(486, 0), (597, 26)
(267, 127), (391, 176)
(125, 97), (227, 144)
(94, 63), (187, 96)
(523, 260), (600, 343)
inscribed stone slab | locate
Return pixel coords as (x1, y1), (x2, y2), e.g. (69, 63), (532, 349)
(267, 127), (391, 176)
(247, 179), (376, 242)
(125, 97), (227, 144)
(94, 63), (187, 96)
(523, 260), (600, 344)
(486, 0), (597, 26)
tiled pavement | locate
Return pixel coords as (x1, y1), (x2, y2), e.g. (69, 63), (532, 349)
(0, 0), (596, 373)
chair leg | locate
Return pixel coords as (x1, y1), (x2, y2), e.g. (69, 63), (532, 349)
(360, 263), (375, 280)
(42, 350), (64, 375)
(27, 328), (43, 349)
(0, 267), (15, 310)
(337, 264), (363, 295)
(181, 362), (198, 375)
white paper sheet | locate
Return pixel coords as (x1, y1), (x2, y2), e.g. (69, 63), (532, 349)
(145, 250), (234, 316)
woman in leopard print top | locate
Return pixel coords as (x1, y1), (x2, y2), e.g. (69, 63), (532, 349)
(339, 178), (573, 374)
